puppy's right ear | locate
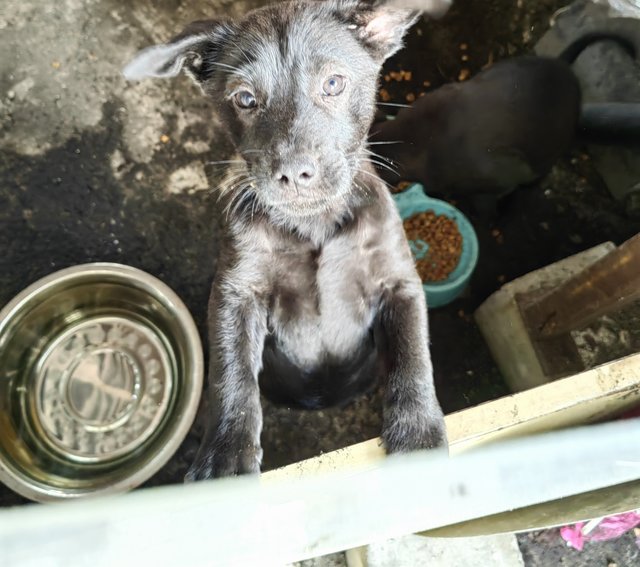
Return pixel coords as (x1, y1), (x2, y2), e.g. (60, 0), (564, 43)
(122, 19), (234, 82)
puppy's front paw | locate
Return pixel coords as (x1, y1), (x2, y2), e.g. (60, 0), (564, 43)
(184, 431), (262, 481)
(382, 403), (447, 454)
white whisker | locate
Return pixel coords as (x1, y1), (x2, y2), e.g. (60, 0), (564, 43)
(368, 140), (403, 146)
(362, 148), (396, 163)
(222, 180), (255, 221)
(377, 102), (412, 108)
(367, 158), (398, 175)
(354, 167), (396, 193)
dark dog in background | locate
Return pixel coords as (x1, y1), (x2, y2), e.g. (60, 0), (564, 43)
(369, 29), (640, 208)
(370, 56), (581, 199)
(124, 0), (450, 479)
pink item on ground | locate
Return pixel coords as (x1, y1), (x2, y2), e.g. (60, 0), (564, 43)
(559, 404), (640, 551)
(560, 512), (640, 551)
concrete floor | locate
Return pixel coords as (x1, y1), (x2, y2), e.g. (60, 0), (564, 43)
(2, 0), (640, 565)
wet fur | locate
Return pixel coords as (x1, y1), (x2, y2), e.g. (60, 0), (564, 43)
(124, 0), (449, 479)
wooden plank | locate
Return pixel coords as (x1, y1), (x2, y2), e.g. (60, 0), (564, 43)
(522, 233), (640, 339)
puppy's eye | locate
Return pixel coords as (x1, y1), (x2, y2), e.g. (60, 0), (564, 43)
(322, 75), (346, 97)
(234, 90), (257, 109)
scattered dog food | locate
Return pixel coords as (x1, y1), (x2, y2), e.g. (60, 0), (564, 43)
(458, 68), (471, 81)
(403, 211), (463, 282)
(389, 70), (413, 82)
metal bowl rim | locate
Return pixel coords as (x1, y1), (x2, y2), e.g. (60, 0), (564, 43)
(0, 262), (204, 502)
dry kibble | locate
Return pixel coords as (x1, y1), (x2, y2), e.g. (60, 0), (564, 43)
(160, 134), (170, 144)
(379, 88), (391, 102)
(406, 92), (416, 103)
(389, 70), (412, 82)
(403, 211), (463, 282)
(458, 68), (471, 81)
(391, 181), (412, 194)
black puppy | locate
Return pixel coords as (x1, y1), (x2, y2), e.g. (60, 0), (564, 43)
(124, 0), (450, 479)
(369, 31), (640, 201)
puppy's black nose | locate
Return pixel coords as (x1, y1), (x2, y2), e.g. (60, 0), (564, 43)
(274, 156), (317, 187)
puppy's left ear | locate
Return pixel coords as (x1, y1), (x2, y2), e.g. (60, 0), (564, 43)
(337, 0), (452, 62)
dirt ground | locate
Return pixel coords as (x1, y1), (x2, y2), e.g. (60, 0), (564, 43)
(1, 0), (640, 565)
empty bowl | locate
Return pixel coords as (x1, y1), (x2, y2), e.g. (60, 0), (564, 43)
(0, 263), (203, 502)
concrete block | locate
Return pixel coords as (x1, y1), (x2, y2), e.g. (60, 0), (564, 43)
(474, 242), (614, 391)
(355, 534), (524, 567)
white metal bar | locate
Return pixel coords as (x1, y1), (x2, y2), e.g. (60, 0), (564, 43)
(2, 419), (640, 567)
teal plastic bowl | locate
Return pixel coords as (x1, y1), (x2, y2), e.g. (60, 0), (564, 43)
(393, 184), (479, 308)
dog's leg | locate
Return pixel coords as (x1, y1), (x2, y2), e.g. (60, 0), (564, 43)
(380, 280), (447, 453)
(185, 286), (268, 480)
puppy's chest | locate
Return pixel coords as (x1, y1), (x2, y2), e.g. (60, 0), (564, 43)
(268, 239), (378, 333)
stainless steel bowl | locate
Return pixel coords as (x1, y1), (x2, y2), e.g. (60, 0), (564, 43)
(0, 263), (203, 502)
